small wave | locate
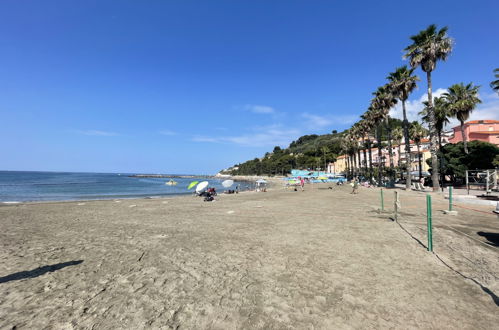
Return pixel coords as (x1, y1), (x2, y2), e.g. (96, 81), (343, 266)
(1, 201), (20, 204)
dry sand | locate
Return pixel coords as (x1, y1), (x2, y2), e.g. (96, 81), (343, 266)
(0, 184), (498, 329)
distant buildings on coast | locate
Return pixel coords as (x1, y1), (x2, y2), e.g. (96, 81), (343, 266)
(329, 120), (499, 174)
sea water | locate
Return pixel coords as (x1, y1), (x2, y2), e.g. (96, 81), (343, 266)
(0, 171), (249, 202)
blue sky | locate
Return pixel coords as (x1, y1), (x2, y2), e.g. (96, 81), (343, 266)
(1, 0), (498, 174)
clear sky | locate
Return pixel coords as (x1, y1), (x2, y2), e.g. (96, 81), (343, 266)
(1, 0), (498, 174)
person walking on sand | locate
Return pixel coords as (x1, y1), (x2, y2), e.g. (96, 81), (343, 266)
(300, 177), (305, 191)
(350, 177), (359, 194)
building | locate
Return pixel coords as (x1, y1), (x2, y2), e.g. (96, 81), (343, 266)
(328, 139), (432, 175)
(327, 154), (347, 174)
(448, 120), (499, 146)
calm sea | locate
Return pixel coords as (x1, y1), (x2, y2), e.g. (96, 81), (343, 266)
(0, 171), (248, 202)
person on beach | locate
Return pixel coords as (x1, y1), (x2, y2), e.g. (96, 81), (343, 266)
(350, 178), (359, 194)
(300, 177), (305, 191)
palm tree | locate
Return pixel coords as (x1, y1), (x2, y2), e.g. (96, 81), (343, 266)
(392, 127), (403, 178)
(443, 83), (481, 154)
(420, 96), (451, 188)
(371, 85), (398, 186)
(321, 146), (330, 173)
(410, 122), (428, 182)
(387, 66), (419, 190)
(351, 124), (363, 177)
(404, 24), (453, 191)
(361, 113), (375, 184)
(491, 68), (499, 95)
(358, 120), (370, 180)
(420, 96), (450, 149)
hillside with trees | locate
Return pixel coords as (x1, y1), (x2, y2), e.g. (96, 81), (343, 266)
(222, 118), (406, 176)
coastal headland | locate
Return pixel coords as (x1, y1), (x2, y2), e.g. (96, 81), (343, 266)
(1, 184), (498, 328)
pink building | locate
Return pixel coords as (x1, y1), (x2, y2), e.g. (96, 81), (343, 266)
(448, 120), (499, 146)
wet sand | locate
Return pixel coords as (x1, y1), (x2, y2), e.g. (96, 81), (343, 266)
(0, 184), (498, 329)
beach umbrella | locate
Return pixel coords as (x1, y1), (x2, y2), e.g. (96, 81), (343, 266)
(187, 181), (199, 190)
(222, 179), (234, 188)
(255, 179), (267, 184)
(196, 181), (209, 193)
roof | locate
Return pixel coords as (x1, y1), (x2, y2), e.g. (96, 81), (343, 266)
(471, 131), (499, 135)
(465, 120), (499, 124)
(453, 120), (499, 130)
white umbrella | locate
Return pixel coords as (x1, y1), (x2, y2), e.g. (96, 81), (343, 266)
(196, 181), (209, 193)
(222, 179), (234, 188)
(255, 179), (267, 184)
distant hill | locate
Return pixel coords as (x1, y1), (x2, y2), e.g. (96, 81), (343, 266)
(220, 118), (406, 176)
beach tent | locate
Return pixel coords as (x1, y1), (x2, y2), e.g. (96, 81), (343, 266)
(255, 179), (267, 185)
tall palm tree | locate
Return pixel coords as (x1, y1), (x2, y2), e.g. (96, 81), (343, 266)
(351, 124), (363, 177)
(361, 113), (375, 184)
(358, 120), (370, 180)
(387, 66), (419, 190)
(420, 96), (451, 188)
(404, 24), (453, 191)
(410, 122), (428, 182)
(392, 127), (403, 178)
(371, 85), (398, 186)
(443, 83), (481, 154)
(321, 146), (330, 173)
(491, 68), (499, 95)
(420, 96), (450, 149)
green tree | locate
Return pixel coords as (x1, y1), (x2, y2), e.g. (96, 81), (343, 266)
(404, 24), (453, 191)
(443, 83), (481, 154)
(387, 66), (419, 189)
(440, 141), (499, 182)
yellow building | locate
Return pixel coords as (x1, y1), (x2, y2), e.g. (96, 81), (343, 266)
(410, 150), (431, 173)
(327, 155), (347, 174)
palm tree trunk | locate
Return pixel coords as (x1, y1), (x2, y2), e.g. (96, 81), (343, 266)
(460, 120), (469, 154)
(367, 138), (373, 184)
(426, 71), (441, 191)
(362, 137), (368, 179)
(377, 125), (383, 187)
(417, 143), (422, 182)
(397, 143), (402, 179)
(357, 149), (362, 177)
(386, 119), (395, 186)
(402, 99), (412, 190)
(352, 152), (357, 177)
(438, 129), (444, 189)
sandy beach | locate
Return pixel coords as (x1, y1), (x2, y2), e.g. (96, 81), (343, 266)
(1, 184), (498, 329)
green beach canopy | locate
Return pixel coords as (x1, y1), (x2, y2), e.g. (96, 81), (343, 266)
(187, 181), (199, 190)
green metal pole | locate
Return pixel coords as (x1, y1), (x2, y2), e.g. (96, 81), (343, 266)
(449, 186), (453, 211)
(427, 194), (433, 252)
(381, 188), (384, 211)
